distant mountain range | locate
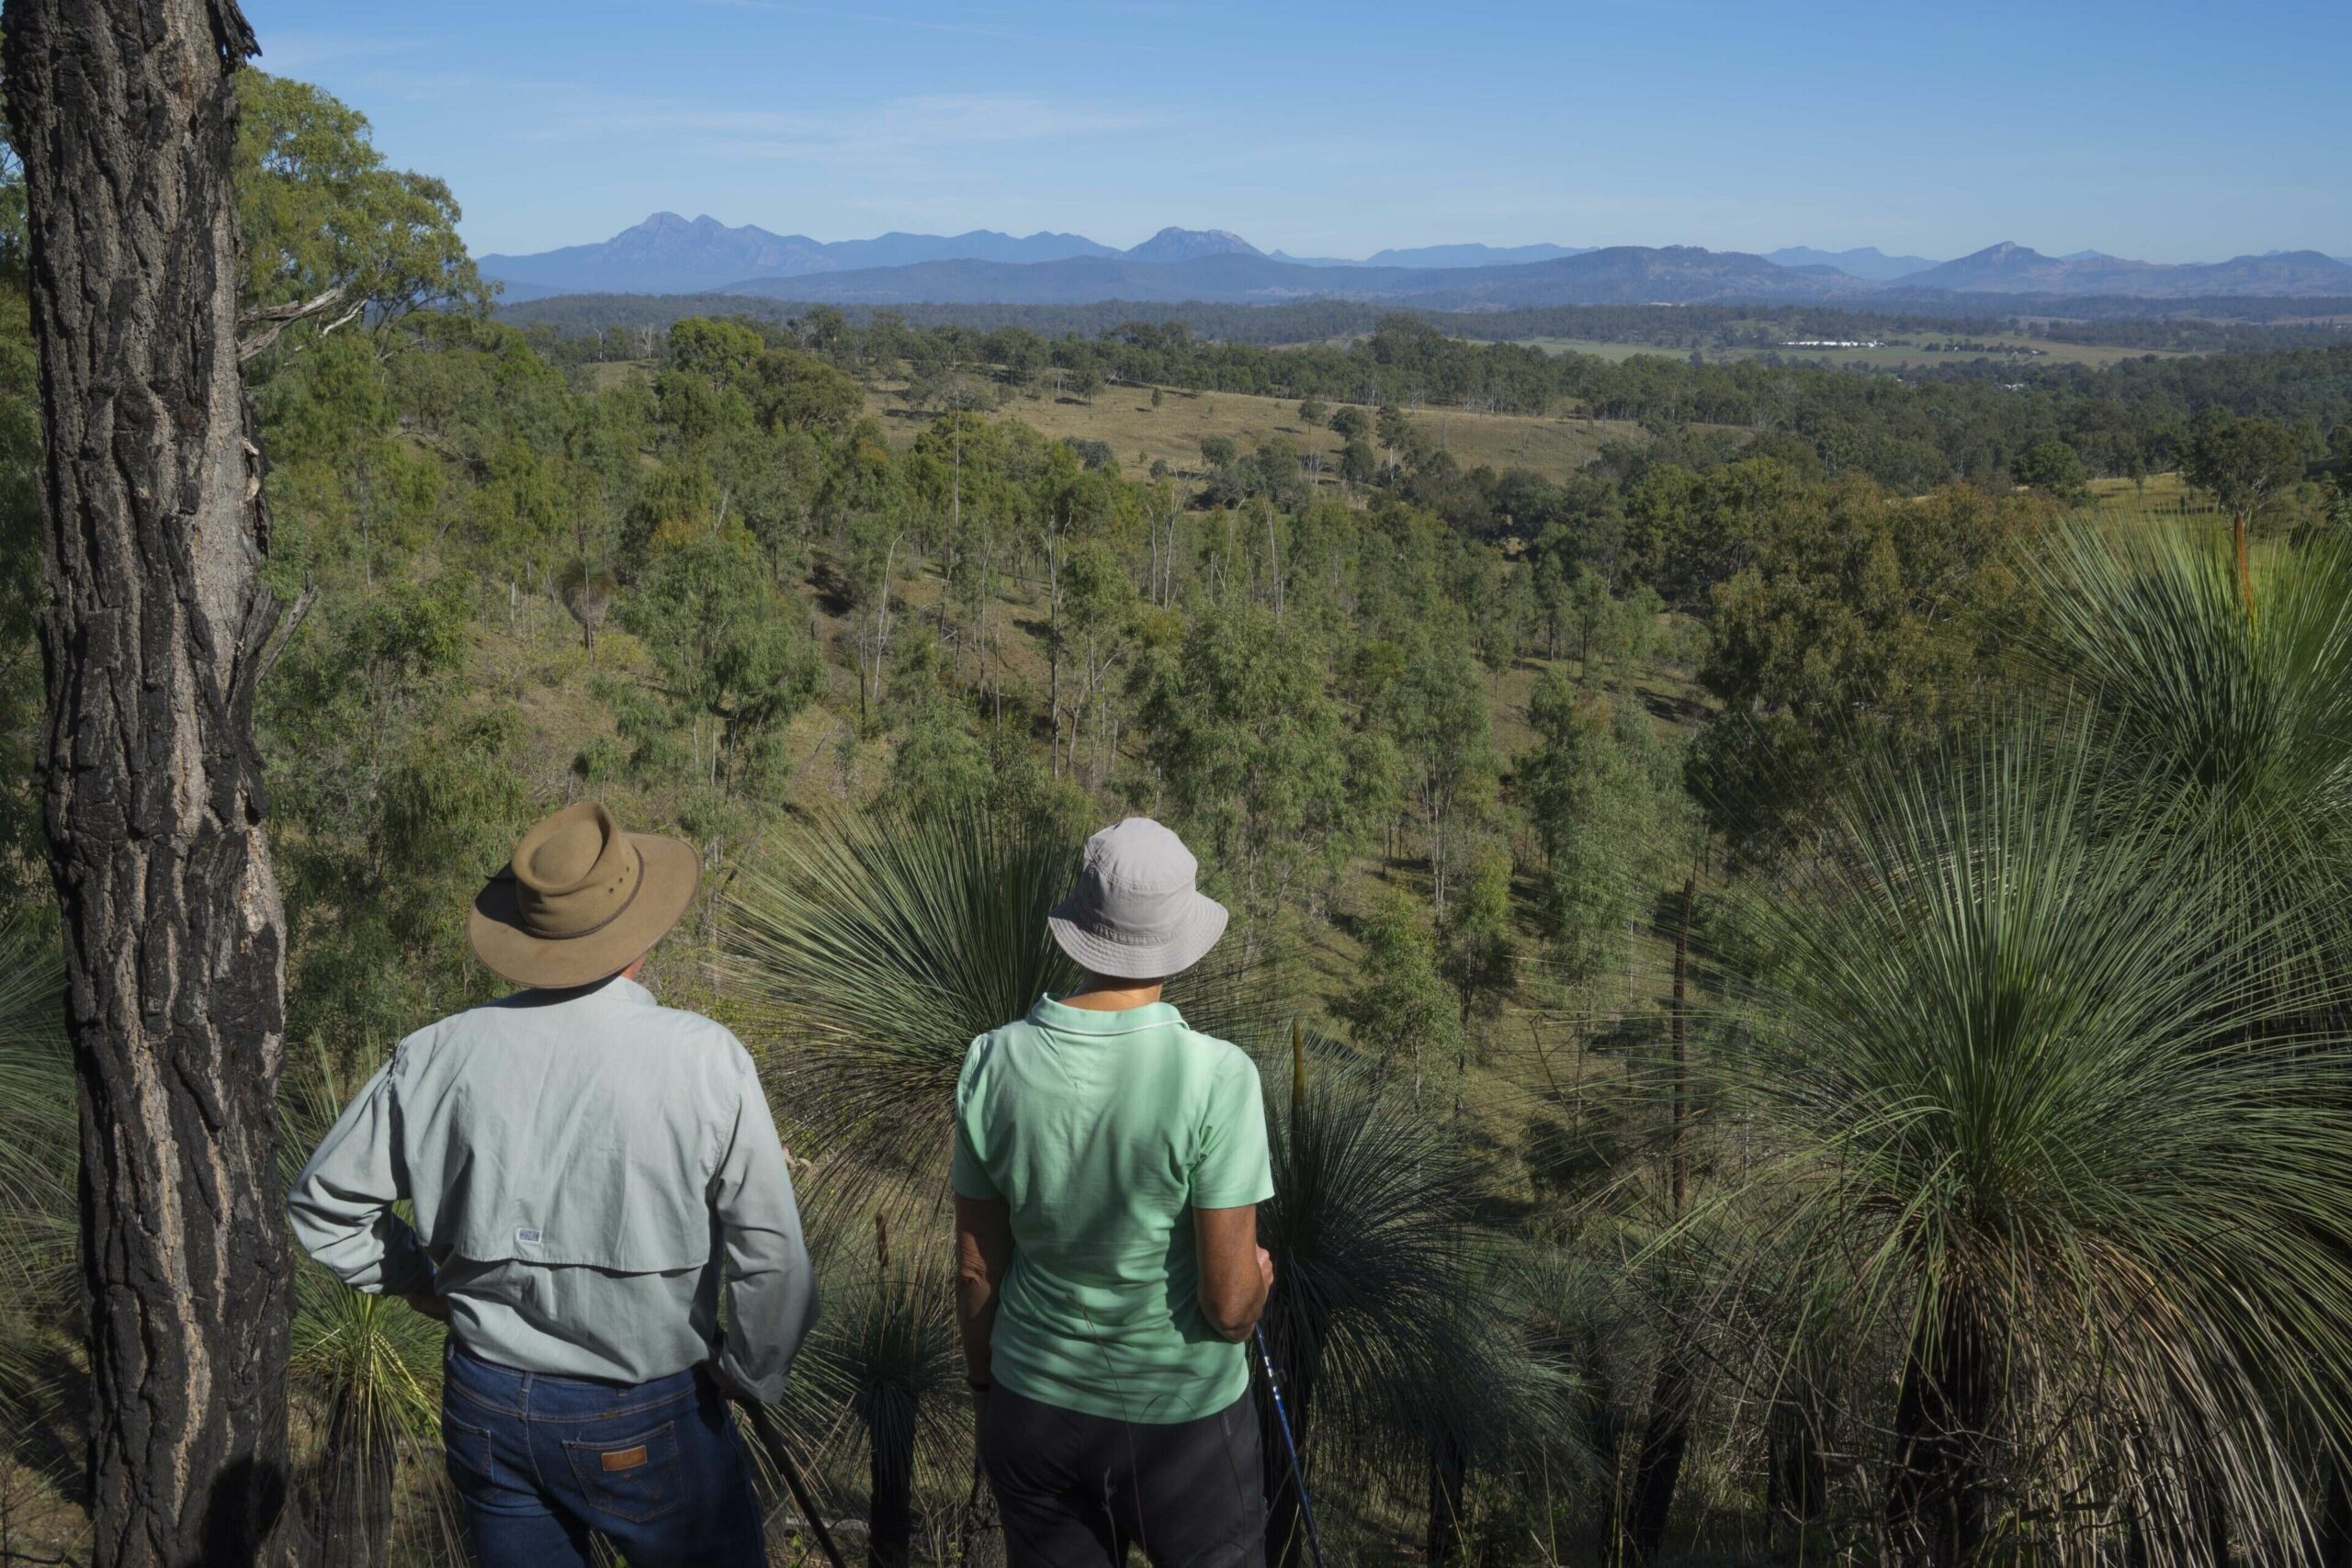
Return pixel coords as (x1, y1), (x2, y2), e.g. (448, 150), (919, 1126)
(476, 212), (1120, 295)
(476, 214), (2352, 306)
(713, 244), (1882, 310)
(1764, 245), (1942, 281)
(1903, 241), (2352, 298)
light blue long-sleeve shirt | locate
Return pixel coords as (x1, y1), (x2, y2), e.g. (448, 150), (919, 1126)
(287, 976), (816, 1403)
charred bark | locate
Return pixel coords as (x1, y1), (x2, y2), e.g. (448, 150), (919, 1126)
(1624, 1348), (1693, 1564)
(6, 3), (297, 1564)
(869, 1426), (914, 1568)
(307, 1393), (393, 1568)
(1886, 1290), (2002, 1568)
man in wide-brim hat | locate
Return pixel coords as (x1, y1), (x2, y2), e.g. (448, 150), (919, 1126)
(952, 817), (1277, 1567)
(289, 800), (815, 1568)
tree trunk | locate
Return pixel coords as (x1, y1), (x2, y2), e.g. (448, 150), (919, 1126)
(1624, 1348), (1692, 1564)
(1767, 1388), (1826, 1561)
(7, 5), (299, 1565)
(870, 1424), (913, 1568)
(1426, 1430), (1467, 1567)
(2235, 509), (2254, 619)
(1886, 1289), (2001, 1568)
(309, 1392), (393, 1568)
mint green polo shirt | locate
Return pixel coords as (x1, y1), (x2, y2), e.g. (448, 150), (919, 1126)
(952, 996), (1274, 1423)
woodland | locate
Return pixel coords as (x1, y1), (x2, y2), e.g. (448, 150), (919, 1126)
(5, 33), (2352, 1568)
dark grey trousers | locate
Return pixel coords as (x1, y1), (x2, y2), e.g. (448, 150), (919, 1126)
(978, 1383), (1268, 1568)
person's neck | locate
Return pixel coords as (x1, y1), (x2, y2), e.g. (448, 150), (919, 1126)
(1060, 977), (1164, 1012)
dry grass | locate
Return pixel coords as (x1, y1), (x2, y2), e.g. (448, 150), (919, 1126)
(868, 383), (1640, 487)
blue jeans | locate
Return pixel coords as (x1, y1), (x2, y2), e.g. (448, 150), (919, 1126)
(441, 1342), (764, 1568)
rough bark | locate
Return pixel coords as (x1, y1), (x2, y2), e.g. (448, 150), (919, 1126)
(6, 3), (297, 1565)
(1886, 1289), (2001, 1568)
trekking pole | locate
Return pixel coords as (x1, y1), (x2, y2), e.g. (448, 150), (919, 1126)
(743, 1401), (851, 1568)
(1254, 1325), (1331, 1568)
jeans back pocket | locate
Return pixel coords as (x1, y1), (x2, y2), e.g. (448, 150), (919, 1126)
(441, 1411), (498, 1496)
(562, 1420), (682, 1523)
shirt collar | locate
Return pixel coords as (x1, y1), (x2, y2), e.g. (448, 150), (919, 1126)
(603, 976), (657, 1008)
(1030, 993), (1183, 1035)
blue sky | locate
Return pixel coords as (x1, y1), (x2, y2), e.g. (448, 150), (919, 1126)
(243, 0), (2351, 264)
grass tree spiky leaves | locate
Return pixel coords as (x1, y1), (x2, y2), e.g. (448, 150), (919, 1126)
(1713, 718), (2352, 1567)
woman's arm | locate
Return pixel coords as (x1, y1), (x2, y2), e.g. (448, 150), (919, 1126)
(1194, 1204), (1273, 1342)
(954, 1193), (1013, 1385)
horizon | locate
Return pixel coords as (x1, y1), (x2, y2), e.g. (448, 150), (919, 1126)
(243, 0), (2352, 265)
(485, 210), (2345, 270)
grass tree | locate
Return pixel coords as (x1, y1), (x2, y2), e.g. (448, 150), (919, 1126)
(783, 1211), (964, 1568)
(724, 807), (1271, 1557)
(279, 1047), (465, 1568)
(2023, 520), (2352, 915)
(1259, 1029), (1566, 1567)
(0, 924), (74, 1504)
(1717, 722), (2352, 1567)
(723, 806), (1270, 1186)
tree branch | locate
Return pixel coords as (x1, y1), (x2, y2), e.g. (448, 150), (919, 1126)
(253, 579), (318, 686)
(237, 282), (355, 363)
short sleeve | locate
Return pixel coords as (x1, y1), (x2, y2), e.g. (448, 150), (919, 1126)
(1190, 1049), (1274, 1209)
(949, 1038), (1003, 1201)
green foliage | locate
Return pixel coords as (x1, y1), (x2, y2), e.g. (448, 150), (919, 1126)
(1330, 890), (1461, 1096)
(1690, 479), (2043, 856)
(618, 521), (823, 802)
(1133, 604), (1356, 942)
(1716, 723), (2352, 1564)
(0, 262), (44, 903)
(1518, 676), (1686, 998)
(235, 73), (487, 352)
(1260, 1047), (1570, 1494)
(1439, 844), (1517, 1031)
(2181, 405), (2307, 519)
(2012, 436), (2090, 501)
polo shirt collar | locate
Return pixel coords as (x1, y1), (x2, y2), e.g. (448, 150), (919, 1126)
(1031, 993), (1184, 1034)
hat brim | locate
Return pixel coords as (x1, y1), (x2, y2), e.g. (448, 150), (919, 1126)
(468, 833), (701, 990)
(1046, 891), (1229, 981)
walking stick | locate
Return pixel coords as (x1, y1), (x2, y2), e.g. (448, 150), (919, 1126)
(1254, 1325), (1331, 1568)
(743, 1401), (851, 1568)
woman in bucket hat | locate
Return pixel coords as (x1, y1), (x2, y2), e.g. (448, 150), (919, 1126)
(288, 800), (817, 1568)
(953, 818), (1277, 1567)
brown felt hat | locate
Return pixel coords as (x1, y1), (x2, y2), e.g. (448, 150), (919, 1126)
(468, 801), (700, 989)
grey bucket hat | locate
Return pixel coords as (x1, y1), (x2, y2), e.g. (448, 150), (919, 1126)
(1047, 818), (1229, 980)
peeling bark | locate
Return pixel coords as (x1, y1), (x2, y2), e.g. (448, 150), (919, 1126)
(6, 3), (298, 1564)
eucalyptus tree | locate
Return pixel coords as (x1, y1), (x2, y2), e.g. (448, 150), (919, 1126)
(7, 6), (301, 1558)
